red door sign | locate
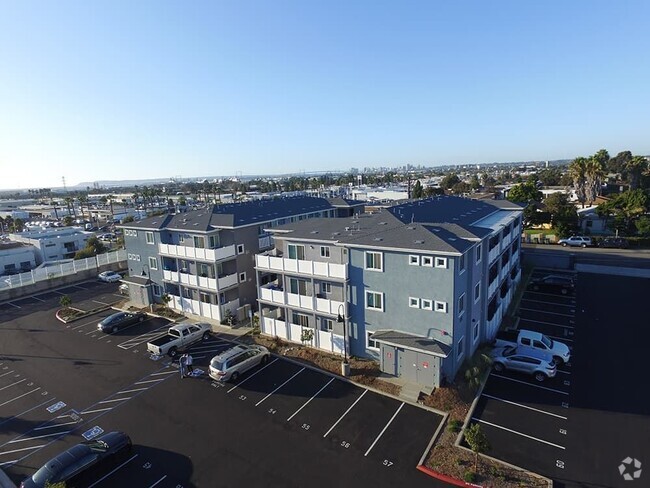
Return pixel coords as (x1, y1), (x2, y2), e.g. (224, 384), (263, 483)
(422, 361), (429, 369)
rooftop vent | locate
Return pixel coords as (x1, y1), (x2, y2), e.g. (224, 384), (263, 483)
(373, 237), (383, 242)
(406, 226), (416, 230)
(332, 232), (340, 236)
(379, 222), (387, 225)
(345, 227), (350, 231)
(414, 240), (425, 244)
(310, 230), (319, 234)
(448, 237), (457, 241)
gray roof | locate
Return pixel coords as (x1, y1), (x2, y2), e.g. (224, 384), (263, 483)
(370, 330), (451, 357)
(121, 275), (151, 286)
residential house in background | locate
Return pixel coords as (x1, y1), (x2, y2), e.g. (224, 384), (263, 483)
(119, 196), (364, 320)
(256, 196), (523, 388)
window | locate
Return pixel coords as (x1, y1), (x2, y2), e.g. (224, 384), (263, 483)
(409, 297), (420, 308)
(365, 251), (383, 271)
(474, 282), (481, 302)
(145, 232), (154, 244)
(365, 291), (384, 311)
(435, 301), (447, 313)
(148, 257), (158, 270)
(421, 299), (433, 310)
(193, 236), (205, 248)
(435, 257), (447, 268)
(287, 244), (305, 260)
(236, 244), (245, 254)
(476, 245), (482, 263)
(200, 293), (211, 304)
(458, 293), (465, 317)
(422, 256), (433, 267)
(292, 312), (309, 327)
(320, 246), (330, 258)
(320, 282), (331, 294)
(409, 255), (420, 266)
(457, 337), (465, 360)
(289, 278), (307, 295)
(152, 284), (161, 297)
(367, 331), (379, 350)
(321, 319), (333, 332)
(208, 234), (220, 248)
(521, 337), (531, 346)
(239, 272), (246, 283)
(459, 254), (466, 273)
(473, 321), (479, 342)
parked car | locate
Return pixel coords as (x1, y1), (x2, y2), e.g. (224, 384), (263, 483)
(557, 235), (592, 248)
(20, 431), (132, 488)
(529, 275), (575, 295)
(598, 237), (629, 249)
(209, 345), (270, 382)
(147, 322), (212, 357)
(98, 311), (147, 333)
(491, 346), (557, 382)
(98, 271), (121, 283)
(493, 329), (571, 364)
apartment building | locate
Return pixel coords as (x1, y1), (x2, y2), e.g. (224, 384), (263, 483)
(255, 196), (523, 388)
(119, 196), (364, 321)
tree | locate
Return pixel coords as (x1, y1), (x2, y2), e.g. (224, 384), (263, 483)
(464, 423), (490, 472)
(122, 215), (135, 223)
(469, 174), (481, 191)
(78, 194), (88, 222)
(424, 186), (445, 197)
(544, 193), (579, 237)
(411, 180), (424, 199)
(536, 168), (562, 187)
(568, 157), (588, 208)
(63, 216), (74, 226)
(451, 181), (470, 195)
(161, 293), (171, 310)
(597, 190), (649, 235)
(59, 295), (72, 310)
(624, 156), (648, 190)
(584, 156), (605, 205)
(440, 173), (461, 190)
(608, 150), (632, 174)
(10, 218), (25, 232)
(635, 216), (650, 236)
(507, 182), (542, 204)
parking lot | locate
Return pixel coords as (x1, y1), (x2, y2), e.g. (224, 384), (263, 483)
(469, 268), (650, 488)
(0, 281), (447, 488)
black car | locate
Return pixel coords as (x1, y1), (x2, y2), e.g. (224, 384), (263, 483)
(21, 432), (132, 488)
(97, 311), (147, 333)
(599, 237), (629, 249)
(529, 275), (575, 295)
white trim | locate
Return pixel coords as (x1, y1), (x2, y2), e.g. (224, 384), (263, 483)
(365, 290), (384, 312)
(458, 293), (465, 318)
(409, 255), (420, 266)
(457, 336), (465, 361)
(409, 297), (420, 308)
(458, 253), (466, 275)
(473, 320), (479, 343)
(364, 251), (383, 272)
(366, 330), (380, 350)
(148, 256), (158, 270)
(145, 231), (155, 244)
(421, 299), (433, 311)
(239, 271), (247, 283)
(434, 300), (447, 313)
(320, 246), (331, 258)
(476, 244), (482, 264)
(434, 257), (447, 269)
(474, 282), (481, 303)
(421, 255), (433, 267)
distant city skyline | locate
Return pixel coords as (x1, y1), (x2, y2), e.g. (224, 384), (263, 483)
(1, 1), (649, 190)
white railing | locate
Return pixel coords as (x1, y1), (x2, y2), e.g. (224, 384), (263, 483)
(158, 243), (236, 262)
(501, 233), (511, 252)
(169, 294), (222, 321)
(163, 269), (234, 292)
(217, 273), (238, 289)
(260, 316), (344, 355)
(256, 255), (347, 280)
(488, 279), (498, 298)
(510, 229), (519, 243)
(315, 297), (345, 315)
(258, 235), (274, 250)
(499, 266), (508, 282)
(488, 245), (500, 264)
(287, 293), (313, 309)
(0, 250), (127, 291)
(260, 286), (285, 305)
(198, 275), (218, 290)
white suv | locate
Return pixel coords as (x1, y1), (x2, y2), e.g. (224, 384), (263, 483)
(209, 345), (270, 382)
(557, 235), (592, 248)
(492, 346), (557, 382)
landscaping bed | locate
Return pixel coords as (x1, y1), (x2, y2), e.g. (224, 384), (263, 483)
(56, 307), (86, 322)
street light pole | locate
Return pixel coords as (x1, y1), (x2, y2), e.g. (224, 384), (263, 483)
(337, 304), (350, 377)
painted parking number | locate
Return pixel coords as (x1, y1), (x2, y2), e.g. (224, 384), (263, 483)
(383, 460), (394, 467)
(341, 441), (350, 449)
(143, 462), (152, 469)
(556, 460), (565, 469)
(301, 424), (310, 431)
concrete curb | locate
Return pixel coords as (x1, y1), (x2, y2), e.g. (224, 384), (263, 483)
(55, 305), (111, 324)
(416, 465), (482, 487)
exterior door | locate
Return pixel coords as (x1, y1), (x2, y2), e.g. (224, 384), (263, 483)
(382, 346), (396, 376)
(398, 348), (418, 383)
(416, 353), (438, 388)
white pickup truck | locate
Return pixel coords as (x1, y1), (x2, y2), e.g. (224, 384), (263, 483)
(147, 323), (212, 357)
(493, 329), (570, 364)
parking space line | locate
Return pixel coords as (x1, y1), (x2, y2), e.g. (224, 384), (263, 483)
(31, 296), (45, 302)
(134, 379), (165, 385)
(149, 475), (167, 488)
(34, 420), (79, 431)
(0, 444), (47, 456)
(482, 393), (567, 420)
(525, 290), (574, 299)
(74, 285), (90, 291)
(473, 418), (565, 450)
(0, 370), (15, 379)
(521, 298), (574, 308)
(116, 387), (149, 395)
(547, 334), (574, 343)
(98, 397), (131, 404)
(557, 369), (571, 375)
(87, 454), (139, 488)
(8, 431), (72, 444)
(0, 460), (17, 467)
(255, 368), (305, 407)
(71, 317), (104, 330)
(7, 302), (20, 309)
(80, 407), (113, 415)
(150, 370), (176, 376)
(0, 378), (26, 391)
(520, 307), (574, 318)
(0, 398), (57, 429)
(323, 389), (368, 438)
(519, 318), (574, 330)
(227, 358), (279, 393)
(117, 325), (170, 349)
(92, 300), (111, 306)
(287, 378), (336, 422)
(0, 388), (41, 407)
(364, 402), (405, 456)
(490, 374), (569, 395)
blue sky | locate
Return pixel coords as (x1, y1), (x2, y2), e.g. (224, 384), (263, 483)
(1, 1), (649, 190)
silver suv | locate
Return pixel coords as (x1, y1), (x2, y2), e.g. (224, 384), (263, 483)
(492, 346), (557, 382)
(557, 235), (592, 248)
(209, 345), (270, 382)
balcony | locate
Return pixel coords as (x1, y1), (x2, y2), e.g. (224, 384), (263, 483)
(499, 265), (508, 282)
(260, 316), (344, 355)
(488, 245), (500, 264)
(258, 235), (274, 250)
(256, 255), (347, 280)
(500, 233), (512, 251)
(158, 243), (236, 262)
(259, 285), (285, 305)
(287, 293), (314, 309)
(315, 297), (345, 315)
(218, 273), (238, 289)
(163, 269), (223, 291)
(488, 279), (499, 299)
(258, 286), (343, 316)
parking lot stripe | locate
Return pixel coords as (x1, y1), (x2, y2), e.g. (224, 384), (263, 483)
(364, 402), (405, 456)
(0, 370), (15, 379)
(521, 298), (574, 308)
(70, 317), (104, 330)
(8, 431), (72, 444)
(482, 393), (567, 420)
(31, 295), (45, 302)
(135, 378), (165, 385)
(520, 307), (574, 317)
(7, 302), (20, 309)
(473, 418), (565, 449)
(287, 378), (336, 422)
(0, 460), (17, 467)
(0, 444), (47, 456)
(87, 454), (139, 488)
(74, 285), (89, 290)
(255, 368), (305, 407)
(117, 325), (170, 349)
(0, 378), (26, 391)
(490, 374), (569, 395)
(116, 387), (149, 395)
(0, 387), (41, 407)
(34, 420), (79, 431)
(547, 334), (574, 343)
(149, 370), (176, 376)
(323, 389), (368, 438)
(556, 369), (571, 375)
(227, 358), (279, 393)
(0, 398), (57, 429)
(92, 300), (111, 306)
(525, 290), (574, 299)
(519, 318), (574, 329)
(80, 407), (113, 415)
(98, 397), (131, 404)
(149, 475), (167, 488)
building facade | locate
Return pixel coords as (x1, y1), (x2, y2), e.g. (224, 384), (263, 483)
(0, 243), (37, 275)
(119, 196), (364, 320)
(256, 196), (523, 388)
(8, 227), (91, 264)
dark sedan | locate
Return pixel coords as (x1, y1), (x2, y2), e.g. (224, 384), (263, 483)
(97, 311), (147, 333)
(529, 275), (575, 295)
(21, 432), (132, 488)
(599, 237), (629, 249)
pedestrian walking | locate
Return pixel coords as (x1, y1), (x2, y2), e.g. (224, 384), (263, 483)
(186, 353), (194, 376)
(179, 354), (187, 379)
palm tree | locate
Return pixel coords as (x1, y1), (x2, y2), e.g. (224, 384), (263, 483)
(624, 156), (648, 190)
(568, 157), (588, 208)
(0, 216), (5, 233)
(78, 194), (88, 222)
(584, 157), (605, 206)
(106, 194), (115, 222)
(64, 197), (73, 219)
(50, 200), (60, 220)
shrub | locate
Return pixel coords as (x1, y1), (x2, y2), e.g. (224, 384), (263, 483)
(447, 419), (463, 433)
(463, 470), (477, 482)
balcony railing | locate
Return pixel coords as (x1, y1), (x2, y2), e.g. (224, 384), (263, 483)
(218, 273), (238, 289)
(258, 285), (344, 315)
(258, 235), (274, 250)
(163, 269), (231, 292)
(488, 245), (500, 264)
(158, 243), (236, 262)
(256, 255), (347, 280)
(488, 279), (499, 299)
(260, 316), (344, 355)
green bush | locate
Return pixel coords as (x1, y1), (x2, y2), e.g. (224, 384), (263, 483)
(447, 419), (462, 433)
(463, 470), (477, 482)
